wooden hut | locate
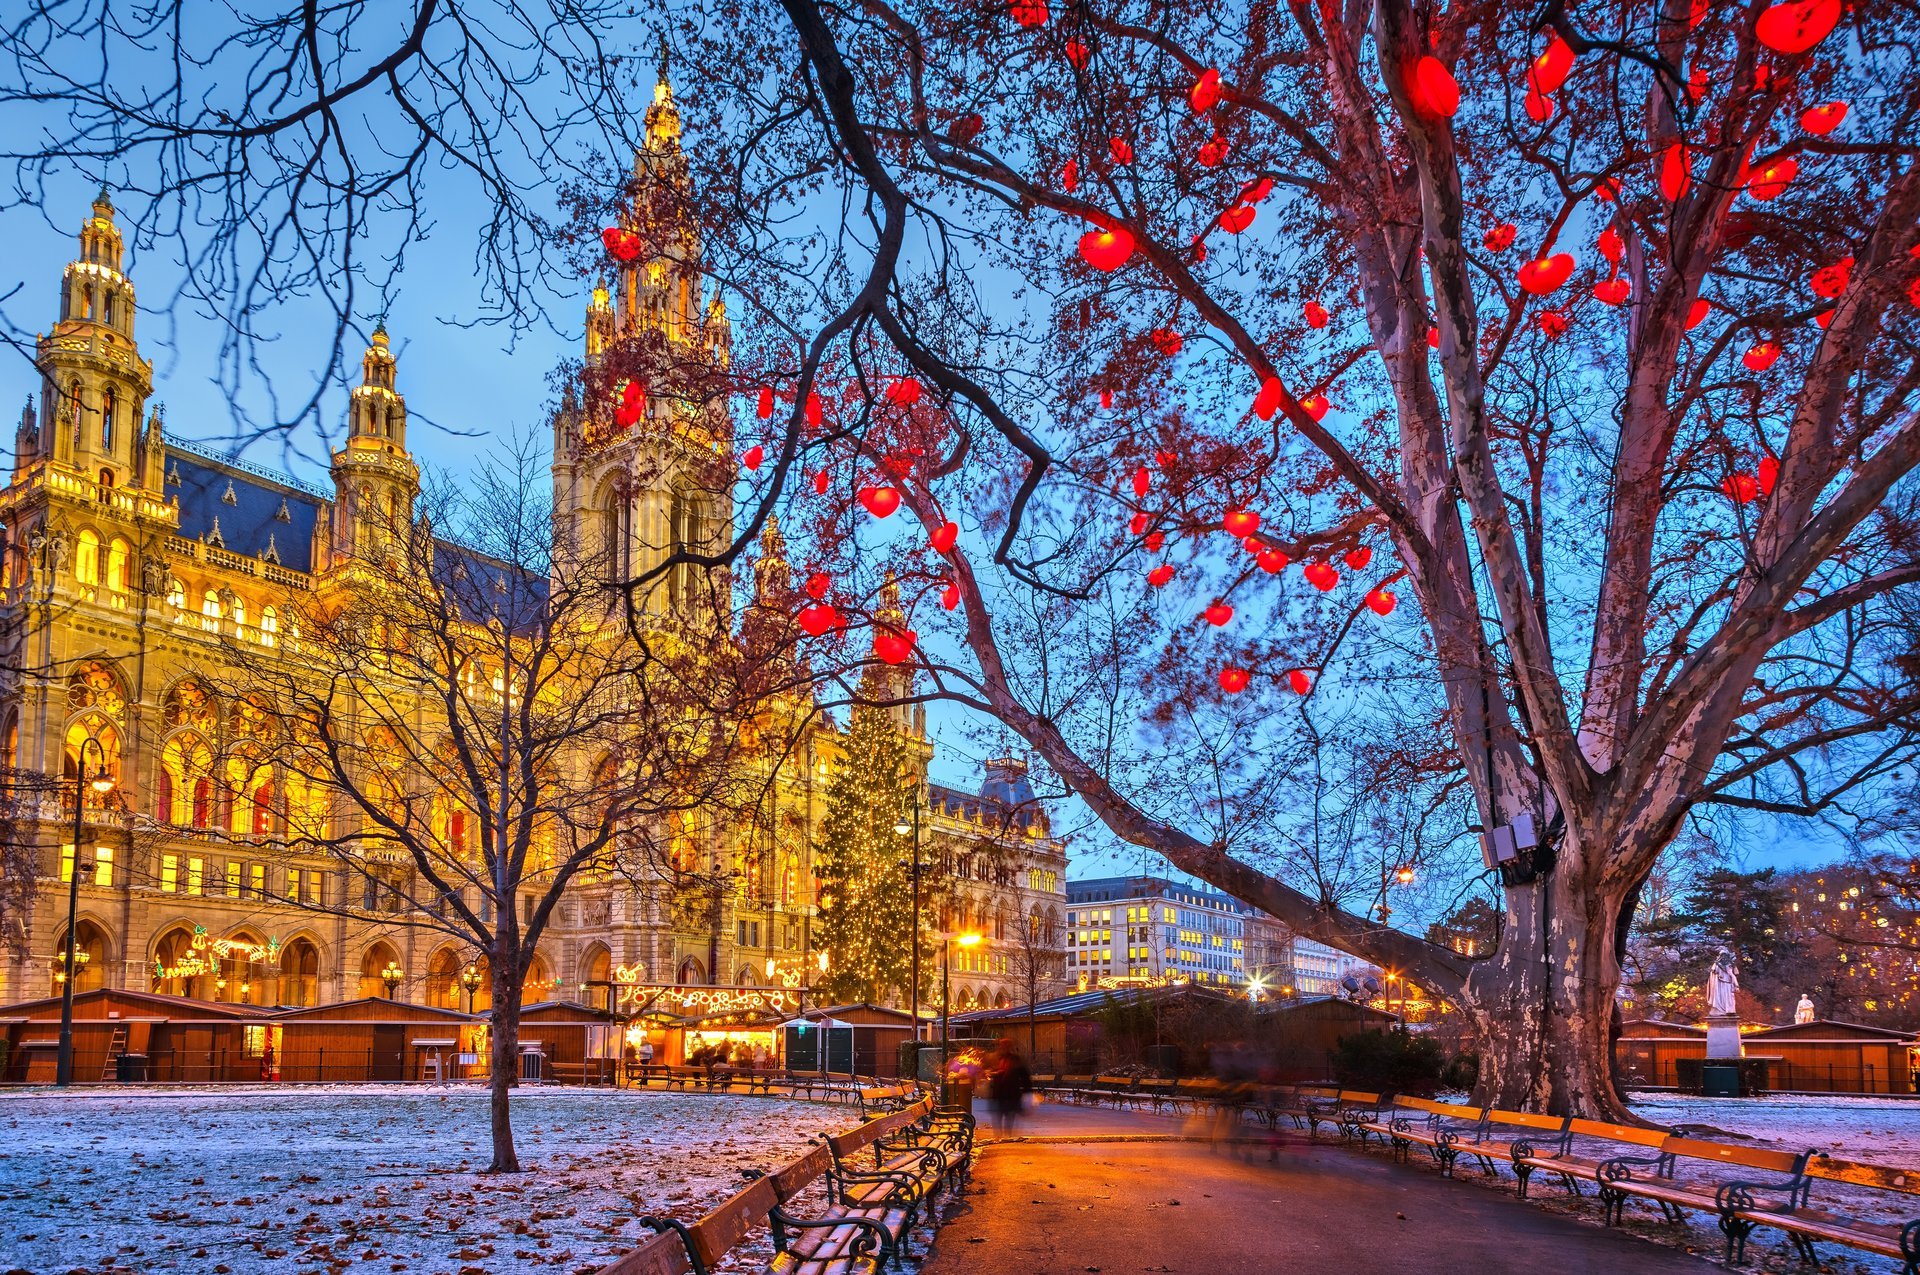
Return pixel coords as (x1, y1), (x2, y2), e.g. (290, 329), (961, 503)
(1613, 1018), (1708, 1089)
(268, 998), (479, 1082)
(517, 1000), (619, 1084)
(1743, 1020), (1916, 1094)
(1256, 995), (1402, 1082)
(0, 987), (260, 1083)
(1613, 1017), (1917, 1094)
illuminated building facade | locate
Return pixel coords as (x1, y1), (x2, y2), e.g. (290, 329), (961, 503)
(1065, 875), (1249, 988)
(0, 65), (1065, 1016)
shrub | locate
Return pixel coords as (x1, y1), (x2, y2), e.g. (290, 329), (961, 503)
(1331, 1029), (1445, 1095)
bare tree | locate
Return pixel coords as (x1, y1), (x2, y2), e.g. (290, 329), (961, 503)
(1007, 907), (1062, 1064)
(209, 440), (782, 1171)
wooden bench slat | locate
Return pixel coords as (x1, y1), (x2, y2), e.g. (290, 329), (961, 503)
(692, 1177), (778, 1268)
(595, 1229), (693, 1275)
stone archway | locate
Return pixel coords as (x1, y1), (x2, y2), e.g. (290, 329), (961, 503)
(52, 918), (110, 995)
(360, 941), (403, 1000)
(277, 936), (321, 1007)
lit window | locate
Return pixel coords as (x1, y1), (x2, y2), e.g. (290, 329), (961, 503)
(160, 854), (178, 892)
(201, 590), (220, 631)
(74, 529), (100, 591)
(187, 856), (203, 895)
(260, 606), (279, 647)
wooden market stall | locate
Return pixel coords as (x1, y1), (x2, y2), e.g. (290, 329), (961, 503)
(0, 987), (260, 1083)
(1613, 1016), (1917, 1094)
(517, 1000), (619, 1084)
(268, 998), (480, 1082)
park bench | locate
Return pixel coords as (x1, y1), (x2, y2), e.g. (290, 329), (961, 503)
(1734, 1151), (1920, 1272)
(1455, 1109), (1571, 1187)
(823, 1103), (948, 1235)
(1357, 1097), (1484, 1173)
(603, 1098), (956, 1275)
(854, 1084), (916, 1115)
(1271, 1085), (1340, 1132)
(1591, 1136), (1813, 1262)
(1049, 1074), (1095, 1102)
(881, 1102), (974, 1188)
(1315, 1089), (1389, 1141)
(1511, 1117), (1674, 1199)
(766, 1146), (901, 1274)
(1136, 1077), (1181, 1113)
(1086, 1074), (1141, 1107)
(782, 1073), (864, 1104)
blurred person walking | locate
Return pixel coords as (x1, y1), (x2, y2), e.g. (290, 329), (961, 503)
(985, 1037), (1032, 1137)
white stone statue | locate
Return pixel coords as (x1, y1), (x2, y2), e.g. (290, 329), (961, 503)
(1795, 994), (1816, 1025)
(1706, 946), (1740, 1018)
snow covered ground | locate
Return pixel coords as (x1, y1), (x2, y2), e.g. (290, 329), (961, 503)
(0, 1086), (865, 1275)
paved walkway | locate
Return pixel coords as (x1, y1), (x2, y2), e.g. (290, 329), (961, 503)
(920, 1100), (1717, 1275)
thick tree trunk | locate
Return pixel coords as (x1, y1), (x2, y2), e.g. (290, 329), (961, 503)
(1462, 850), (1637, 1123)
(487, 980), (523, 1173)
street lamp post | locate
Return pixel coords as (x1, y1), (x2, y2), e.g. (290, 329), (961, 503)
(894, 786), (923, 1041)
(382, 961), (405, 999)
(461, 963), (483, 1014)
(56, 737), (115, 1088)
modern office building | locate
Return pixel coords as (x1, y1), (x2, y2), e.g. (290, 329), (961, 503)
(1064, 875), (1248, 989)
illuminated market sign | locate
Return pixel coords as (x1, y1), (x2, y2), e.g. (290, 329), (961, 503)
(153, 925), (280, 981)
(609, 976), (800, 1020)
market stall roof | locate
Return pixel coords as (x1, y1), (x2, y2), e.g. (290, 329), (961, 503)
(950, 982), (1238, 1024)
(781, 1016), (852, 1030)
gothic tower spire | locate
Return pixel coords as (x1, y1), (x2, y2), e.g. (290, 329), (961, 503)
(329, 324), (419, 566)
(30, 186), (155, 487)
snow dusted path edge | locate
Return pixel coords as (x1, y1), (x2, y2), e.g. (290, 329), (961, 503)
(0, 1085), (868, 1275)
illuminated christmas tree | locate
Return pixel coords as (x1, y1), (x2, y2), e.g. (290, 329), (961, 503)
(813, 676), (926, 1007)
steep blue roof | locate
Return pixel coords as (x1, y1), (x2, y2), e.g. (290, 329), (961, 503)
(167, 445), (324, 573)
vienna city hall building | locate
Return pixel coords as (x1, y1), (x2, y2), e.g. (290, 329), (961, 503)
(0, 69), (1068, 1031)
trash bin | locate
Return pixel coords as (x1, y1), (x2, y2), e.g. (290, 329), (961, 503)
(941, 1078), (974, 1111)
(1701, 1063), (1740, 1098)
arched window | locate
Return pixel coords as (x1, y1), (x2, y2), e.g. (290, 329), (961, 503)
(104, 538), (129, 604)
(259, 605), (279, 647)
(580, 945), (612, 1011)
(229, 594), (247, 636)
(252, 779), (274, 836)
(523, 953), (554, 1005)
(0, 710), (17, 774)
(427, 949), (489, 1012)
(218, 930), (267, 1003)
(158, 732), (214, 825)
(151, 926), (206, 999)
(101, 388), (115, 451)
(278, 937), (320, 1007)
(62, 713), (121, 803)
(166, 576), (186, 620)
(73, 529), (100, 591)
(52, 919), (109, 995)
(286, 772), (331, 842)
(360, 942), (402, 1000)
(201, 590), (221, 631)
